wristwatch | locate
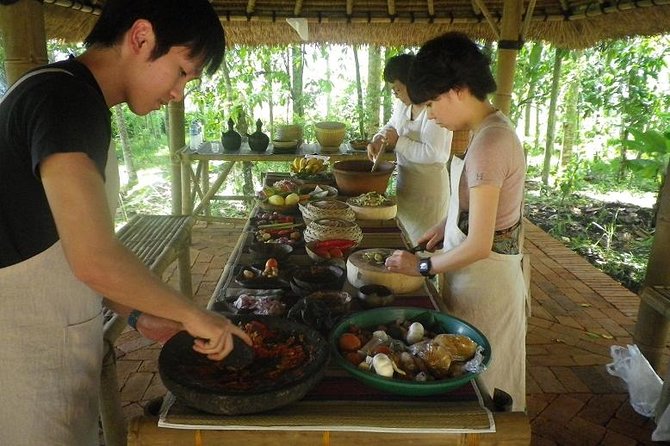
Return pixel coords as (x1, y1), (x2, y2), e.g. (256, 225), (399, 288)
(418, 257), (433, 277)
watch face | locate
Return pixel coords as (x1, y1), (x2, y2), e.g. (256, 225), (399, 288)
(419, 259), (431, 275)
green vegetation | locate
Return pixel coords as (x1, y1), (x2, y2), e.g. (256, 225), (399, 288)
(3, 35), (669, 291)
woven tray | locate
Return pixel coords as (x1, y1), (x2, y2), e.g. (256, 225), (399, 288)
(300, 200), (356, 224)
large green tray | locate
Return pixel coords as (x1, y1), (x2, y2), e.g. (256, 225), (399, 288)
(329, 307), (491, 396)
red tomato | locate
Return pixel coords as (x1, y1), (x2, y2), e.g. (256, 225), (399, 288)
(338, 333), (362, 352)
(265, 258), (278, 270)
(329, 248), (344, 258)
(372, 345), (392, 355)
(345, 351), (365, 366)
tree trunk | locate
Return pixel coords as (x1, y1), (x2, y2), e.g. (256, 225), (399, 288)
(264, 58), (274, 130)
(113, 105), (137, 187)
(541, 47), (565, 186)
(221, 57), (233, 117)
(560, 50), (581, 171)
(324, 46), (332, 117)
(524, 43), (543, 137)
(352, 45), (365, 137)
(533, 104), (541, 148)
(291, 44), (304, 119)
(242, 161), (254, 210)
(618, 116), (629, 180)
(381, 48), (392, 124)
(365, 45), (382, 139)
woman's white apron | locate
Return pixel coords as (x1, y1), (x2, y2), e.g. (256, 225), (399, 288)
(441, 155), (527, 411)
(396, 161), (449, 246)
(0, 67), (120, 444)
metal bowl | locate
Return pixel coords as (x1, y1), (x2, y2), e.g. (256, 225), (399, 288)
(329, 307), (491, 396)
(159, 315), (329, 415)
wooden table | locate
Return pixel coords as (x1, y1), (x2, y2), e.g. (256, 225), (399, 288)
(179, 141), (395, 219)
(127, 207), (531, 446)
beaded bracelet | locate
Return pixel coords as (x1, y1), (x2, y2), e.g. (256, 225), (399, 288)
(127, 309), (143, 330)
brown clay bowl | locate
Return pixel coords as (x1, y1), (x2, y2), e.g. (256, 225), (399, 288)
(332, 160), (395, 197)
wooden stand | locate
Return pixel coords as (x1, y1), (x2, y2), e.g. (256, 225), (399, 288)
(100, 215), (194, 446)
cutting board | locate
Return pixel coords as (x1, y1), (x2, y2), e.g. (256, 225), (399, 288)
(346, 249), (425, 294)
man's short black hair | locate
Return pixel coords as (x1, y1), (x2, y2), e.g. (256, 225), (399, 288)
(408, 32), (496, 103)
(84, 0), (225, 76)
(383, 53), (415, 84)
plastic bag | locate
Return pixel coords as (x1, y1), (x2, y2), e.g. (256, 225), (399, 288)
(653, 402), (670, 441)
(606, 344), (663, 417)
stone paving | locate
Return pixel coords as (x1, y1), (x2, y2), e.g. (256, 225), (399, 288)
(110, 219), (668, 445)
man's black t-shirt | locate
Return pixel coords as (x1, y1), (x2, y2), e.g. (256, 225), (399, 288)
(0, 58), (111, 267)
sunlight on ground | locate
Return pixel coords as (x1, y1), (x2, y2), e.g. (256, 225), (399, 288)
(582, 190), (657, 208)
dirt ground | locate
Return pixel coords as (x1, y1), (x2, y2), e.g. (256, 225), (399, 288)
(524, 193), (656, 292)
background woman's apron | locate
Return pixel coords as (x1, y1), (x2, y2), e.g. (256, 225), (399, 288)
(441, 155), (527, 411)
(396, 161), (449, 246)
(0, 98), (119, 444)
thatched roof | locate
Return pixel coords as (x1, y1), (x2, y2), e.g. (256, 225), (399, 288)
(43, 0), (670, 49)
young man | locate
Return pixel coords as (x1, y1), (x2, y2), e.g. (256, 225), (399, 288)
(0, 0), (250, 444)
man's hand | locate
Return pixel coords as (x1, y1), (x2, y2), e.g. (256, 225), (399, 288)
(182, 309), (253, 361)
(135, 313), (183, 345)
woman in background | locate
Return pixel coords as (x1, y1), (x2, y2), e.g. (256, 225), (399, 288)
(367, 54), (452, 246)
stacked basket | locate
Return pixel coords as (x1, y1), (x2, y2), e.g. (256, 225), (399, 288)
(299, 199), (356, 225)
(303, 218), (363, 246)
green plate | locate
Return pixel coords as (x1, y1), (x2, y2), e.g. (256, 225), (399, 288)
(329, 307), (491, 396)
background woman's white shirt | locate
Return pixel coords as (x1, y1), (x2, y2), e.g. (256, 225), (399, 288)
(375, 101), (452, 165)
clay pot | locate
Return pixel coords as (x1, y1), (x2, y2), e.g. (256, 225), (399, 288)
(275, 124), (303, 144)
(248, 119), (270, 153)
(314, 121), (346, 148)
(221, 118), (242, 152)
(332, 160), (395, 197)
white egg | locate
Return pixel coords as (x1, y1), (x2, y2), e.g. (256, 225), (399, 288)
(406, 322), (425, 345)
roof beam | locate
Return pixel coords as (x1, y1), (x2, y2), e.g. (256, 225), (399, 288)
(246, 0), (256, 15)
(43, 0), (100, 15)
(471, 0), (500, 39)
(521, 0), (538, 39)
(426, 0), (435, 17)
(294, 0), (304, 16)
(387, 0), (396, 18)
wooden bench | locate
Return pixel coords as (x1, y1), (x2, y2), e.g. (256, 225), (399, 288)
(100, 214), (194, 446)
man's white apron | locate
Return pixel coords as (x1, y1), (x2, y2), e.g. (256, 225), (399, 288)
(0, 68), (120, 445)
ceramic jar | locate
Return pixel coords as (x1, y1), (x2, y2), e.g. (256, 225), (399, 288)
(221, 118), (242, 152)
(248, 119), (270, 153)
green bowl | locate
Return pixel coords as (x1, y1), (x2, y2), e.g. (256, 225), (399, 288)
(329, 307), (491, 396)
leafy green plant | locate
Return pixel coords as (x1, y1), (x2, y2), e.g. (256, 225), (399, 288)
(622, 126), (670, 185)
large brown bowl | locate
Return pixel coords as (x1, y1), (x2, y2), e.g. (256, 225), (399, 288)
(332, 160), (395, 197)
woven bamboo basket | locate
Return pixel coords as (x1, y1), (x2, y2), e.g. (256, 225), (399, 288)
(299, 199), (356, 225)
(303, 218), (363, 245)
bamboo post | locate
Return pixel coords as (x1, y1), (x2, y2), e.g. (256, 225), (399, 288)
(168, 100), (185, 215)
(493, 0), (523, 115)
(634, 169), (670, 370)
(0, 0), (48, 85)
